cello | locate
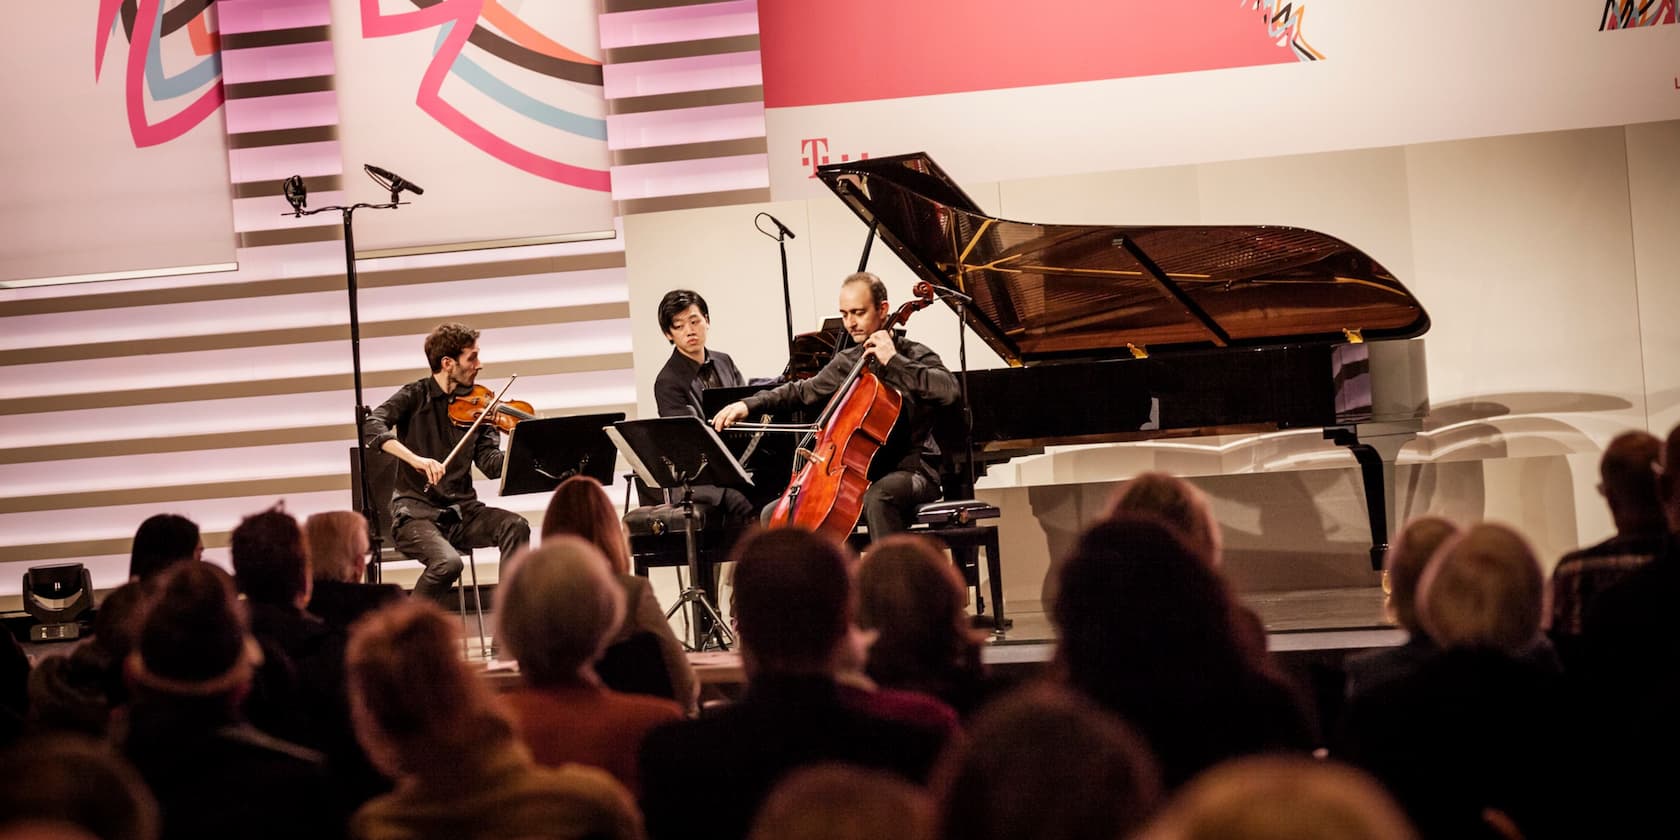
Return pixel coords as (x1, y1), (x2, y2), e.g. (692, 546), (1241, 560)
(765, 282), (938, 542)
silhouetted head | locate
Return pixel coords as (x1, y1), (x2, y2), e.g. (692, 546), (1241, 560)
(539, 476), (631, 575)
(731, 528), (852, 676)
(127, 514), (200, 583)
(495, 537), (625, 686)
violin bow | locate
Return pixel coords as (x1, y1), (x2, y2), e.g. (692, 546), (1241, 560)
(429, 374), (519, 489)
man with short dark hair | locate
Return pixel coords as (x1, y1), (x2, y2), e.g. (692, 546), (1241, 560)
(650, 289), (754, 522)
(1549, 430), (1667, 665)
(128, 513), (202, 583)
(637, 529), (948, 840)
(713, 273), (959, 538)
(363, 322), (531, 602)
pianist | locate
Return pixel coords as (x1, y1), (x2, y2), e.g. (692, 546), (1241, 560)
(651, 289), (754, 522)
(713, 272), (960, 538)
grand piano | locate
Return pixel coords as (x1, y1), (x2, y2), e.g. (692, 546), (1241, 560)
(714, 152), (1430, 570)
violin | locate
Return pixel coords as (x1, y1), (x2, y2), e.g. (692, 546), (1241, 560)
(448, 383), (535, 434)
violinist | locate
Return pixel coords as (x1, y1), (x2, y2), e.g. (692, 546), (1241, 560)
(362, 322), (531, 603)
(713, 273), (960, 538)
(651, 289), (755, 522)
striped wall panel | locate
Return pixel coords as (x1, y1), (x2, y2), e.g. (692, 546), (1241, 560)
(0, 1), (639, 603)
(600, 0), (771, 213)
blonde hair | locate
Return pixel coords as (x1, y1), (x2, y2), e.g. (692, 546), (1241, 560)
(346, 601), (514, 778)
(304, 510), (369, 583)
(494, 538), (626, 686)
(749, 763), (933, 840)
(1107, 473), (1223, 565)
(1382, 516), (1459, 635)
(1136, 756), (1417, 840)
(1415, 522), (1544, 653)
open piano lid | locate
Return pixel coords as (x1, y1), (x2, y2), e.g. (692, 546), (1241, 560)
(815, 153), (1430, 366)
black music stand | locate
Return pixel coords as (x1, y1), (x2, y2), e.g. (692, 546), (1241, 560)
(499, 413), (626, 497)
(606, 416), (752, 651)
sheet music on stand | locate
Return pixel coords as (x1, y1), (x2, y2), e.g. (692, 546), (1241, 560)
(499, 412), (625, 497)
(606, 416), (751, 651)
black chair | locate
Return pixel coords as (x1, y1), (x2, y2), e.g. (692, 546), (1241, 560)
(349, 446), (487, 658)
(849, 499), (1009, 633)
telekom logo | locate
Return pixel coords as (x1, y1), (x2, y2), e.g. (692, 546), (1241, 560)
(802, 138), (871, 178)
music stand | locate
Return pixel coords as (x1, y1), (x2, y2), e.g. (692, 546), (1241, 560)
(606, 416), (752, 651)
(500, 412), (626, 497)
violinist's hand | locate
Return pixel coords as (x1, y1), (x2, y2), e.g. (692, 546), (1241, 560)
(412, 457), (445, 486)
(712, 401), (749, 431)
(863, 330), (897, 366)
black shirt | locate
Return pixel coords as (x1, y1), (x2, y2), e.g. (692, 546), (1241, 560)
(742, 337), (958, 480)
(362, 376), (505, 522)
(654, 347), (745, 419)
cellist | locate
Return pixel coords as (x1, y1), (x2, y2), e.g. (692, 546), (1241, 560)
(712, 273), (960, 538)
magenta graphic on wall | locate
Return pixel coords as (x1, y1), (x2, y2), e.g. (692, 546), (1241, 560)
(94, 0), (224, 148)
(356, 0), (610, 191)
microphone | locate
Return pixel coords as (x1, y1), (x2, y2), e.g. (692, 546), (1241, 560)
(282, 175), (307, 215)
(365, 164), (424, 196)
(761, 213), (796, 240)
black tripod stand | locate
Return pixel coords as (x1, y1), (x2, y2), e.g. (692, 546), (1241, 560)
(281, 167), (422, 573)
(607, 416), (752, 651)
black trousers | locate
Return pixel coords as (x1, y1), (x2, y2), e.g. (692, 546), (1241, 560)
(860, 469), (940, 539)
(393, 505), (530, 602)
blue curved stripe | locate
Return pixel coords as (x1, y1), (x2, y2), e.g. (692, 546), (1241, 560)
(434, 22), (607, 141)
(145, 1), (220, 101)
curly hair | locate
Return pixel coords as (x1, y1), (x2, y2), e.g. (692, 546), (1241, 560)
(423, 322), (479, 373)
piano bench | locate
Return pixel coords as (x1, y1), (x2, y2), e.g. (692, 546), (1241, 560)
(852, 499), (1010, 634)
(623, 503), (745, 608)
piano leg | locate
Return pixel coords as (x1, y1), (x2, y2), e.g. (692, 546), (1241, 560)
(1325, 426), (1417, 571)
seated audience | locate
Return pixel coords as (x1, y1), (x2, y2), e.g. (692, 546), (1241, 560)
(0, 733), (159, 840)
(1575, 421), (1680, 833)
(1053, 516), (1315, 790)
(119, 562), (338, 839)
(1341, 516), (1459, 700)
(1105, 473), (1268, 666)
(935, 685), (1161, 840)
(1134, 756), (1417, 840)
(541, 476), (696, 711)
(496, 538), (684, 795)
(639, 528), (951, 840)
(346, 600), (642, 840)
(748, 763), (934, 840)
(855, 535), (990, 716)
(1550, 430), (1667, 666)
(1341, 522), (1580, 839)
(303, 511), (404, 631)
(26, 582), (148, 737)
(232, 506), (380, 809)
(126, 514), (201, 585)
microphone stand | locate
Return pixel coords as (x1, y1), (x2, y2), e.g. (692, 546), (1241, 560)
(284, 182), (408, 580)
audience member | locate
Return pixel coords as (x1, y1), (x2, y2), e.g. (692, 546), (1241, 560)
(346, 600), (643, 840)
(1341, 523), (1580, 839)
(1, 626), (27, 745)
(935, 685), (1161, 840)
(496, 538), (684, 795)
(1550, 430), (1667, 666)
(1134, 755), (1417, 840)
(1053, 516), (1315, 790)
(541, 476), (696, 711)
(748, 763), (934, 840)
(0, 734), (159, 840)
(26, 582), (148, 737)
(855, 535), (989, 716)
(1104, 473), (1272, 666)
(1341, 516), (1459, 699)
(639, 528), (951, 840)
(126, 514), (200, 584)
(303, 511), (403, 631)
(119, 562), (338, 839)
(1575, 421), (1680, 833)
